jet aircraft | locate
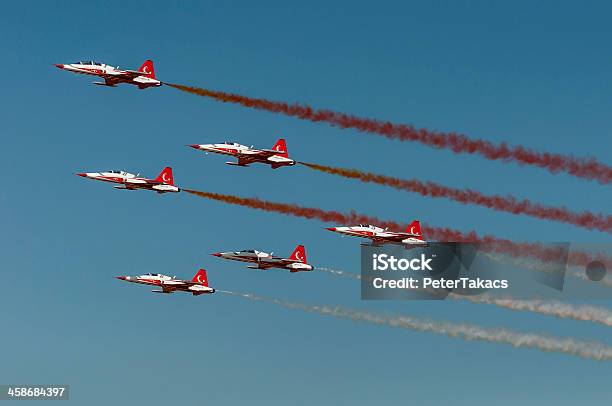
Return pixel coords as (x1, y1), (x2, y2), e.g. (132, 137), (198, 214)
(76, 167), (179, 194)
(116, 269), (215, 296)
(211, 245), (313, 272)
(326, 220), (427, 247)
(55, 59), (161, 88)
(189, 138), (296, 169)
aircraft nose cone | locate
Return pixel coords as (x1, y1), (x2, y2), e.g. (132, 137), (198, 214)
(55, 64), (64, 69)
(326, 227), (337, 231)
(211, 252), (222, 257)
(188, 144), (201, 149)
(115, 276), (128, 280)
(76, 173), (87, 177)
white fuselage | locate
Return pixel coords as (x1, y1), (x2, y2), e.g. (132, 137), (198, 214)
(212, 250), (313, 272)
(216, 250), (274, 263)
(56, 62), (161, 88)
(77, 171), (179, 193)
(327, 225), (427, 246)
(191, 143), (295, 167)
(117, 273), (215, 295)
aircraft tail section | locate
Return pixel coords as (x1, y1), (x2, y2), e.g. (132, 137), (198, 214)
(154, 167), (174, 185)
(139, 59), (155, 78)
(271, 138), (288, 158)
(289, 244), (307, 263)
(406, 220), (425, 241)
(192, 269), (209, 286)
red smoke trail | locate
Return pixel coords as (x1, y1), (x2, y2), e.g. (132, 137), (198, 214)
(184, 189), (611, 268)
(168, 83), (612, 184)
(300, 162), (612, 233)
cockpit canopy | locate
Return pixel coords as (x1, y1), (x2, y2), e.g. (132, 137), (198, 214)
(238, 249), (269, 256)
(222, 141), (240, 146)
(145, 273), (170, 278)
(107, 170), (135, 177)
(76, 61), (103, 65)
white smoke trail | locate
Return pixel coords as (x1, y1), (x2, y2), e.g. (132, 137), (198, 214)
(455, 295), (612, 327)
(315, 266), (362, 280)
(568, 269), (612, 288)
(316, 267), (612, 327)
(219, 290), (612, 361)
(485, 252), (612, 288)
(485, 252), (612, 286)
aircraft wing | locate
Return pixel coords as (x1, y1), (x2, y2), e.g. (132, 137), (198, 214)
(102, 77), (120, 87)
(116, 69), (149, 78)
(247, 264), (274, 269)
(394, 232), (422, 238)
(164, 280), (208, 287)
(102, 70), (144, 81)
(183, 281), (209, 287)
(237, 149), (281, 160)
(270, 258), (301, 264)
(370, 234), (407, 242)
(125, 179), (163, 186)
(247, 259), (278, 269)
(258, 149), (286, 157)
(160, 280), (204, 291)
(369, 233), (424, 244)
(161, 285), (176, 293)
(234, 156), (259, 166)
(123, 69), (149, 75)
(259, 258), (298, 266)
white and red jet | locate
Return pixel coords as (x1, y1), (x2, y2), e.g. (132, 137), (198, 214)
(116, 269), (215, 296)
(76, 167), (180, 194)
(55, 59), (161, 89)
(189, 138), (296, 169)
(327, 220), (427, 247)
(211, 244), (313, 272)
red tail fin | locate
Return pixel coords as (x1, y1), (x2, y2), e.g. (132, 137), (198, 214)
(271, 138), (288, 158)
(192, 269), (209, 286)
(289, 245), (307, 263)
(154, 167), (174, 185)
(406, 220), (424, 240)
(139, 60), (155, 78)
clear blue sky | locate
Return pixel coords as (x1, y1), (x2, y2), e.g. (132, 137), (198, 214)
(1, 1), (611, 404)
